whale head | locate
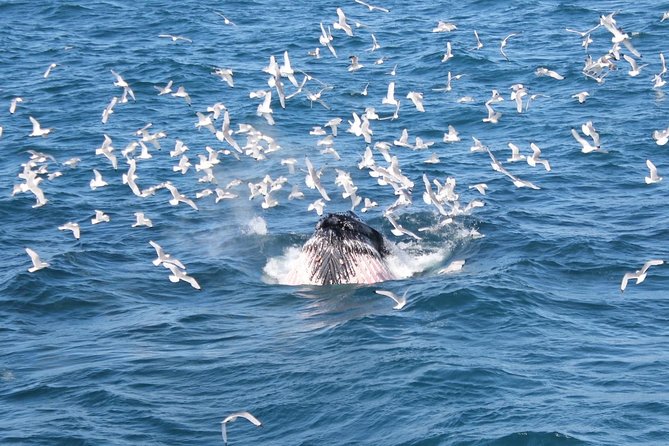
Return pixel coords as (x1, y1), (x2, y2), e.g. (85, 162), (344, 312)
(286, 211), (396, 285)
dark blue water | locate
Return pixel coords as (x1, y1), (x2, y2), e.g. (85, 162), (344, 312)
(2, 1), (669, 444)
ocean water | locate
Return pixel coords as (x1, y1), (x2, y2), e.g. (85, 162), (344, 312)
(2, 0), (669, 444)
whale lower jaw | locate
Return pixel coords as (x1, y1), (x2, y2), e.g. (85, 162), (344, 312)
(285, 232), (395, 286)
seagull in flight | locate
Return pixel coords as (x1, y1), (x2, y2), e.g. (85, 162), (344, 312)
(43, 63), (57, 79)
(149, 241), (185, 269)
(158, 34), (192, 43)
(500, 33), (519, 61)
(25, 248), (49, 272)
(645, 159), (663, 184)
(214, 11), (236, 26)
(29, 116), (52, 137)
(375, 289), (407, 310)
(9, 97), (23, 114)
(164, 263), (201, 290)
(354, 0), (389, 12)
(221, 412), (262, 445)
(58, 222), (81, 240)
(620, 259), (664, 292)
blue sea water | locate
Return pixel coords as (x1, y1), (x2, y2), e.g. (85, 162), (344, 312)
(2, 0), (669, 444)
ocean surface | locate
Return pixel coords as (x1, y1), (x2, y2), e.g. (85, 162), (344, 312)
(2, 0), (669, 444)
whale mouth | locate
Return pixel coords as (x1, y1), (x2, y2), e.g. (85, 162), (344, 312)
(287, 211), (396, 285)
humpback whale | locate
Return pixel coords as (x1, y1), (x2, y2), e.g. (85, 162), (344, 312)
(285, 211), (397, 285)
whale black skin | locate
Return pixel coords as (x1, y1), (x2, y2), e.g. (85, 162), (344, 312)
(298, 211), (394, 285)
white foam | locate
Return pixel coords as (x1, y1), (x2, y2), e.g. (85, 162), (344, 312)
(263, 246), (303, 284)
(244, 215), (268, 235)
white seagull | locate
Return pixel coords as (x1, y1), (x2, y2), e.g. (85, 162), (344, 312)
(620, 259), (664, 292)
(132, 212), (153, 228)
(91, 210), (110, 225)
(645, 160), (662, 184)
(164, 263), (200, 290)
(90, 169), (108, 190)
(221, 412), (262, 445)
(43, 63), (57, 79)
(375, 289), (407, 310)
(29, 116), (52, 137)
(26, 248), (49, 272)
(58, 222), (81, 240)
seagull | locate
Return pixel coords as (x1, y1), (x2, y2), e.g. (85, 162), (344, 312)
(527, 143), (551, 171)
(148, 240), (185, 269)
(43, 63), (57, 79)
(132, 212), (153, 228)
(645, 160), (662, 184)
(25, 248), (49, 272)
(58, 222), (81, 239)
(368, 34), (381, 52)
(571, 128), (601, 154)
(172, 86), (192, 105)
(500, 33), (518, 61)
(221, 412), (262, 445)
(406, 91), (425, 112)
(110, 70), (135, 102)
(195, 112), (216, 133)
(158, 34), (192, 43)
(385, 213), (421, 240)
(662, 11), (669, 21)
(325, 117), (342, 136)
(468, 183), (488, 195)
(348, 55), (363, 72)
(432, 21), (457, 33)
(154, 80), (173, 95)
(424, 153), (440, 164)
(333, 7), (353, 36)
(212, 67), (234, 87)
(89, 169), (108, 190)
(28, 116), (52, 137)
(473, 30), (483, 49)
(164, 263), (200, 290)
(308, 198), (326, 215)
(535, 67), (565, 80)
(164, 182), (198, 210)
(10, 97), (24, 114)
(95, 134), (118, 169)
(319, 22), (337, 58)
(101, 96), (118, 124)
(483, 101), (501, 124)
(173, 154), (191, 174)
(354, 0), (389, 12)
(288, 185), (304, 200)
(443, 125), (460, 143)
(581, 121), (600, 147)
(622, 54), (646, 77)
(214, 11), (236, 26)
(305, 157), (331, 201)
(572, 91), (590, 103)
(375, 289), (407, 310)
(91, 210), (110, 225)
(507, 143), (526, 162)
(620, 259), (664, 292)
(382, 81), (399, 108)
(361, 197), (378, 212)
(653, 127), (669, 146)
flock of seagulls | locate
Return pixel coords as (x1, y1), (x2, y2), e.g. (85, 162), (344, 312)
(5, 3), (668, 443)
(10, 6), (666, 298)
